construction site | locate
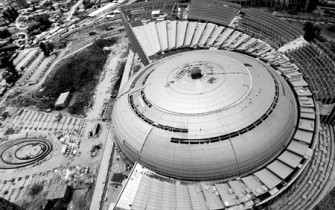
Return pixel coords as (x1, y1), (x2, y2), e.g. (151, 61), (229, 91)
(0, 1), (130, 209)
(1, 0), (335, 209)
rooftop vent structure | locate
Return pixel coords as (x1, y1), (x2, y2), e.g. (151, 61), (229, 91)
(190, 68), (203, 79)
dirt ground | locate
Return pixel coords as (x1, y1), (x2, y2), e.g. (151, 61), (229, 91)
(86, 35), (128, 120)
(0, 39), (128, 210)
(68, 188), (94, 210)
(0, 10), (131, 210)
(101, 146), (130, 210)
(320, 24), (335, 40)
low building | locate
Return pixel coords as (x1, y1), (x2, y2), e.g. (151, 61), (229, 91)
(46, 184), (71, 201)
(0, 197), (23, 210)
(54, 91), (71, 109)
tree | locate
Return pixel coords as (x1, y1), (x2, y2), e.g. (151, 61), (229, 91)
(12, 7), (19, 17)
(35, 15), (51, 27)
(0, 29), (11, 39)
(27, 22), (39, 34)
(83, 0), (94, 9)
(39, 41), (54, 56)
(2, 7), (19, 22)
(306, 0), (318, 12)
(1, 56), (19, 84)
(28, 15), (52, 35)
(28, 183), (43, 197)
(2, 11), (11, 22)
(2, 71), (15, 83)
(0, 56), (18, 76)
(39, 41), (46, 54)
(303, 22), (321, 42)
(2, 71), (10, 80)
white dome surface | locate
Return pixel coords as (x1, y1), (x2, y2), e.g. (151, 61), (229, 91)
(112, 50), (298, 180)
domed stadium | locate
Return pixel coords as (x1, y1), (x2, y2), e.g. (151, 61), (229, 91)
(113, 49), (299, 181)
(111, 0), (335, 209)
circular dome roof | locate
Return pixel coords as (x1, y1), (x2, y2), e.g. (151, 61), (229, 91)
(112, 50), (298, 181)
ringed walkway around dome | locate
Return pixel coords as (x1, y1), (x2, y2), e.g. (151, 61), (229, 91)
(268, 124), (335, 210)
(237, 8), (303, 48)
(188, 0), (241, 27)
(128, 19), (273, 63)
(285, 40), (335, 124)
(287, 43), (335, 100)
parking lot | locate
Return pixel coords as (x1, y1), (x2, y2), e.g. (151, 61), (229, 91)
(8, 108), (86, 136)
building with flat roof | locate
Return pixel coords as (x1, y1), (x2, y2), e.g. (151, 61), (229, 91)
(46, 184), (71, 201)
(0, 197), (23, 210)
(54, 91), (70, 109)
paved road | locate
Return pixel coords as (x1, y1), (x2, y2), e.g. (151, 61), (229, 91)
(118, 49), (134, 95)
(90, 128), (114, 210)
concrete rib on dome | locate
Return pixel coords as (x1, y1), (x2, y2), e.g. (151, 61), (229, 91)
(112, 50), (298, 181)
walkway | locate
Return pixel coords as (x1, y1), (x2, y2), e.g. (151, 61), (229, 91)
(89, 128), (114, 210)
(86, 53), (120, 120)
(117, 49), (134, 95)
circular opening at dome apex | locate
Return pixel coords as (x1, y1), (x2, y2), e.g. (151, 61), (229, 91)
(190, 68), (203, 79)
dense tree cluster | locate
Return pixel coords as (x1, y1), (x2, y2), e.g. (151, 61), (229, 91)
(28, 184), (43, 196)
(2, 7), (19, 23)
(28, 15), (52, 35)
(303, 22), (321, 42)
(0, 56), (19, 84)
(39, 41), (54, 56)
(83, 0), (94, 9)
(0, 28), (11, 39)
(36, 38), (117, 115)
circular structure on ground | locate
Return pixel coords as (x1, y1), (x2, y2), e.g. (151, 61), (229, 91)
(112, 50), (299, 181)
(15, 144), (44, 160)
(0, 138), (52, 169)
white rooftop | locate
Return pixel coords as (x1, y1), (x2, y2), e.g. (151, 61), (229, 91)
(55, 91), (70, 106)
(113, 50), (299, 180)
